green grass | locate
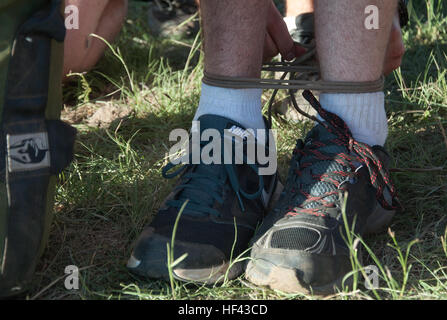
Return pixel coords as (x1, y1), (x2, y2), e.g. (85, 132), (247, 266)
(28, 0), (447, 299)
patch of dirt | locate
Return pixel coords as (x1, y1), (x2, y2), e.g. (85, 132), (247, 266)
(61, 104), (96, 124)
(87, 104), (132, 129)
(62, 102), (132, 129)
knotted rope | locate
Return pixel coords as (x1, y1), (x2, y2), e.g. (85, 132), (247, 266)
(202, 45), (384, 127)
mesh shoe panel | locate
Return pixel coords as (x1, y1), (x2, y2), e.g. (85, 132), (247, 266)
(270, 228), (319, 250)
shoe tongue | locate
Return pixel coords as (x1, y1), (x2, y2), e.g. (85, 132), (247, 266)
(174, 115), (264, 215)
(195, 114), (267, 155)
(308, 122), (335, 139)
(195, 114), (269, 149)
(177, 115), (247, 213)
(195, 114), (248, 135)
(305, 123), (344, 153)
(298, 122), (351, 211)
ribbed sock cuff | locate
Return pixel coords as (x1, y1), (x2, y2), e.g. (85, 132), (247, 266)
(319, 92), (388, 146)
(194, 83), (265, 131)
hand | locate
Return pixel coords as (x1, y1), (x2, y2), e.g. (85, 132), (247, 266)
(263, 1), (307, 63)
(383, 13), (405, 76)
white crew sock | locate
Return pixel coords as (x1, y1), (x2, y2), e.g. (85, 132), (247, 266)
(283, 16), (296, 33)
(194, 83), (266, 131)
(319, 92), (388, 146)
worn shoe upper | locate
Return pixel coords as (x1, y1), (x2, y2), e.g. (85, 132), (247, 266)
(128, 114), (279, 283)
(247, 91), (399, 292)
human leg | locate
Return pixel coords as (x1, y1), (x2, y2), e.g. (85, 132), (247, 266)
(284, 0), (405, 75)
(247, 0), (400, 294)
(127, 0), (282, 284)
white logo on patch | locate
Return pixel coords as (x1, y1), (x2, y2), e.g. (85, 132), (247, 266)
(7, 132), (50, 172)
(227, 125), (254, 140)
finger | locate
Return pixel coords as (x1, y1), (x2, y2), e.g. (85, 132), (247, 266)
(263, 32), (279, 63)
(266, 1), (295, 61)
(383, 14), (405, 75)
(383, 57), (403, 76)
(293, 42), (308, 58)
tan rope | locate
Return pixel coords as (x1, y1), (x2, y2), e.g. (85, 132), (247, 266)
(203, 69), (384, 93)
(202, 46), (384, 94)
(202, 50), (385, 127)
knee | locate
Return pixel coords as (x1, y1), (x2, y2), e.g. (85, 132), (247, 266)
(63, 0), (128, 76)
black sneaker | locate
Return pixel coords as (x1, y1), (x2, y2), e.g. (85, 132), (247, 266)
(290, 12), (315, 47)
(127, 115), (281, 284)
(246, 91), (400, 294)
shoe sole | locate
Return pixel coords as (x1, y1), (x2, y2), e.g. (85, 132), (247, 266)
(128, 179), (285, 285)
(175, 179), (285, 284)
(177, 179), (285, 284)
(128, 246), (245, 284)
(245, 203), (395, 295)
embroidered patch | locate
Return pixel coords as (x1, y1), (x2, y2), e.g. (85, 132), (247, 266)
(7, 132), (51, 172)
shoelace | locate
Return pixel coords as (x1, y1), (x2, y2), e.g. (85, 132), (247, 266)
(200, 11), (407, 217)
(162, 144), (265, 217)
(284, 90), (401, 218)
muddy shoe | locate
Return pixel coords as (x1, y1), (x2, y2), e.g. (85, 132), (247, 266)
(128, 115), (280, 284)
(289, 12), (315, 46)
(147, 0), (199, 37)
(246, 91), (400, 295)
